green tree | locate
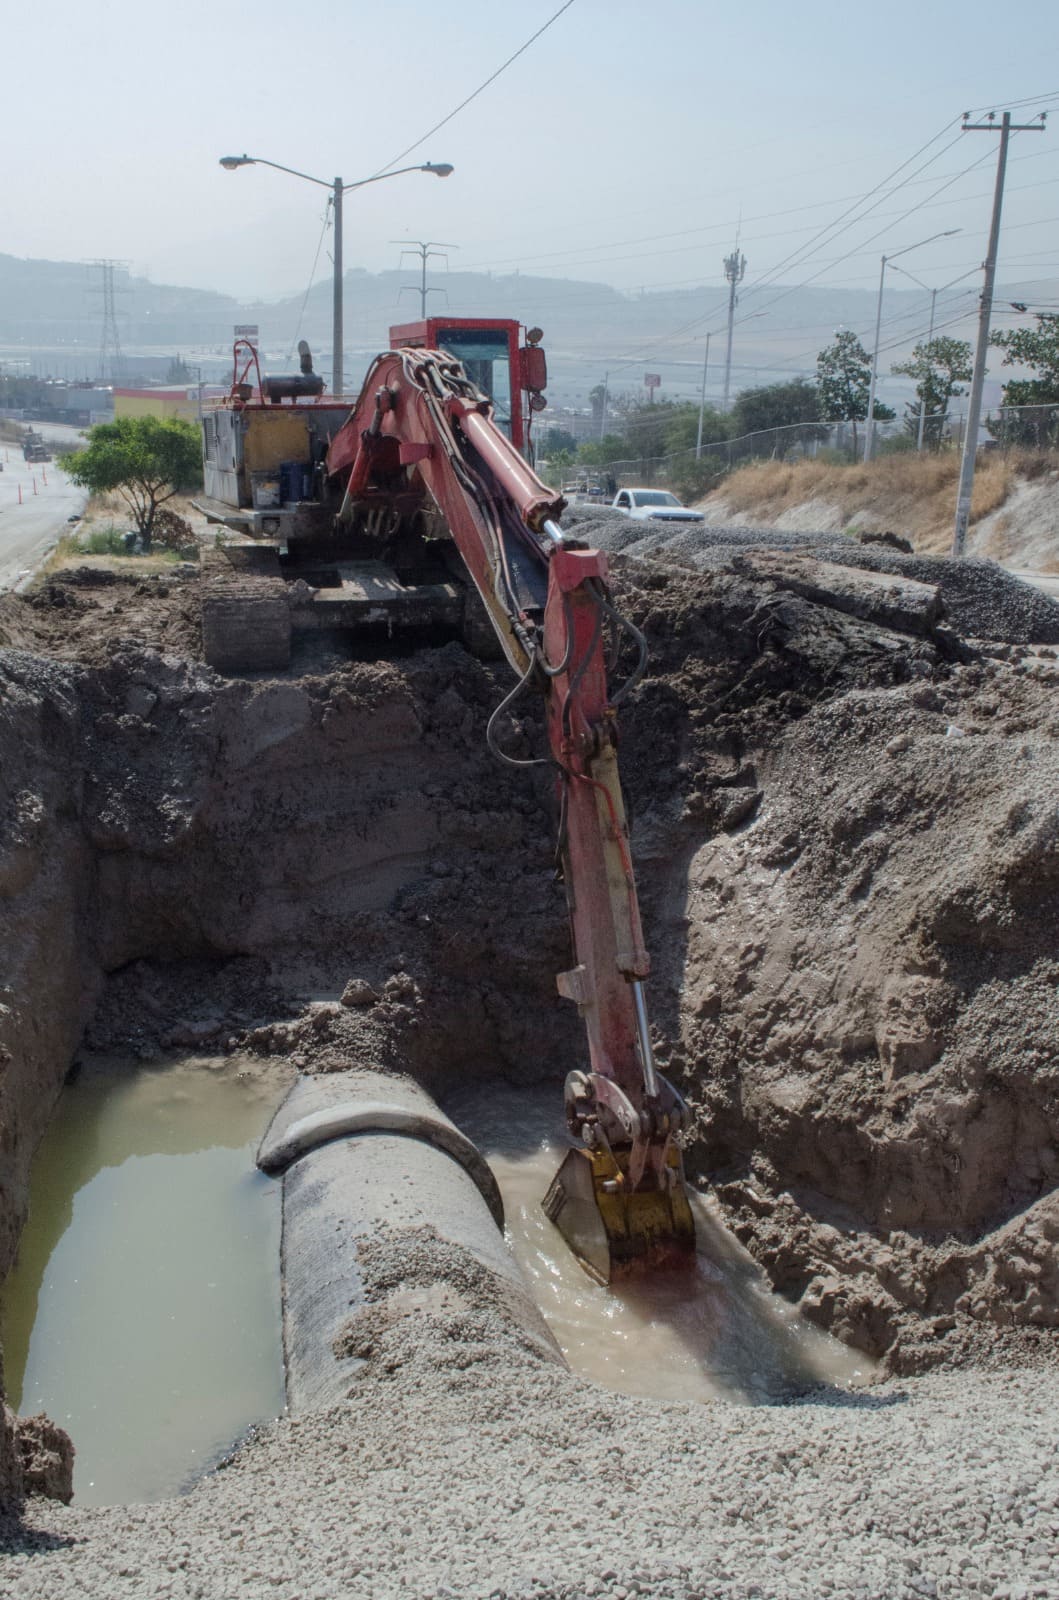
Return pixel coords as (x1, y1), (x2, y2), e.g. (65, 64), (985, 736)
(588, 383), (608, 425)
(816, 331), (894, 457)
(730, 379), (827, 456)
(661, 401), (731, 455)
(62, 415), (202, 545)
(989, 313), (1059, 447)
(577, 434), (627, 468)
(542, 446), (576, 487)
(0, 375), (57, 414)
(891, 337), (972, 449)
(611, 400), (722, 480)
(542, 426), (579, 456)
(165, 353), (193, 383)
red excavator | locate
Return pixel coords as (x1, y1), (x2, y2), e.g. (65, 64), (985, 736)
(197, 320), (695, 1283)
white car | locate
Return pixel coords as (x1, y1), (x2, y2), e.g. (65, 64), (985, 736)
(611, 488), (705, 523)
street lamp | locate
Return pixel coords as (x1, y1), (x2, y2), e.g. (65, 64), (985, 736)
(888, 262), (979, 450)
(696, 312), (765, 458)
(219, 155), (454, 395)
(863, 229), (960, 462)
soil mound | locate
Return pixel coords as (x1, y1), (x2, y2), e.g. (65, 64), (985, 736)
(573, 506), (1059, 644)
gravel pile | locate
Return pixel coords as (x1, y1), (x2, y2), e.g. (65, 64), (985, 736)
(570, 508), (1059, 644)
(821, 549), (1059, 645)
(5, 1279), (1058, 1600)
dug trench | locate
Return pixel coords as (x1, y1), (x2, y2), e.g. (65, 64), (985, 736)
(1, 546), (1058, 1519)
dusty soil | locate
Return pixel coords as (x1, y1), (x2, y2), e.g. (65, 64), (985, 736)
(695, 452), (1059, 566)
(1, 539), (1058, 1574)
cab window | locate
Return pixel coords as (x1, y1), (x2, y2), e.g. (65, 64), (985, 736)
(438, 329), (512, 436)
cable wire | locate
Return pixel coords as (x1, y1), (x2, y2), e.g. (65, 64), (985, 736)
(373, 1), (577, 174)
(286, 203), (333, 361)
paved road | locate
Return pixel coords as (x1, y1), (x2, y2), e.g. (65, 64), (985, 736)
(0, 424), (89, 591)
(1007, 568), (1059, 603)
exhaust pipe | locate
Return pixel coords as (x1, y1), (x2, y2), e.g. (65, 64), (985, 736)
(257, 1071), (562, 1412)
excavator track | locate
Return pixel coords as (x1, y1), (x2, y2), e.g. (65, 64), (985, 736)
(201, 546), (292, 674)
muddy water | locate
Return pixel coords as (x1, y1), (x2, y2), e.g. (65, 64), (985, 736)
(0, 1054), (293, 1506)
(448, 1087), (873, 1404)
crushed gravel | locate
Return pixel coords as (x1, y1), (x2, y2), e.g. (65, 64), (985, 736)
(4, 1265), (1058, 1600)
(564, 507), (1059, 644)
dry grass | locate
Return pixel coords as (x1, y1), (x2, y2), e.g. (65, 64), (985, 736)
(35, 489), (199, 582)
(39, 536), (182, 581)
(706, 450), (1059, 553)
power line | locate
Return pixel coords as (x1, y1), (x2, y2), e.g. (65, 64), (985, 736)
(373, 1), (577, 174)
(478, 124), (986, 379)
(461, 161), (1059, 281)
(963, 89), (1059, 116)
(286, 205), (333, 360)
(739, 143), (1000, 326)
(736, 124), (966, 305)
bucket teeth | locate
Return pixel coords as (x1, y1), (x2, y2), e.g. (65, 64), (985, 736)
(542, 1145), (696, 1285)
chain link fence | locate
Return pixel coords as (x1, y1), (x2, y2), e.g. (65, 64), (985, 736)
(551, 405), (1059, 500)
(984, 403), (1059, 452)
(571, 419), (905, 497)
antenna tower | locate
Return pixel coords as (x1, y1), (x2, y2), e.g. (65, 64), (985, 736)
(87, 259), (131, 382)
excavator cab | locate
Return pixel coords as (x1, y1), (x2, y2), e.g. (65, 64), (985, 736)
(389, 318), (547, 455)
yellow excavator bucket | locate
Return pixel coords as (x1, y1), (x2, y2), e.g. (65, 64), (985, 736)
(542, 1144), (696, 1285)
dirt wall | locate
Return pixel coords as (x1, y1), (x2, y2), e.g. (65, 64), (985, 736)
(0, 619), (583, 1503)
(1, 550), (1057, 1505)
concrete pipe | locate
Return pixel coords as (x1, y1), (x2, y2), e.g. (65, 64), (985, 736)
(257, 1070), (563, 1412)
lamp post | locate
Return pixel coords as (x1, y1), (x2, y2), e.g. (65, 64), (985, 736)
(863, 230), (959, 462)
(695, 335), (712, 459)
(219, 155), (454, 395)
(696, 312), (764, 458)
(888, 263), (978, 450)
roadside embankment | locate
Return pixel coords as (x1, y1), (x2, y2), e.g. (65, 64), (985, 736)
(694, 451), (1059, 566)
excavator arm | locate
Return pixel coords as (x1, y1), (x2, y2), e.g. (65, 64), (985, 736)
(326, 347), (695, 1282)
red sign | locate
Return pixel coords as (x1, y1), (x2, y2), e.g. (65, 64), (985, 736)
(644, 373), (661, 391)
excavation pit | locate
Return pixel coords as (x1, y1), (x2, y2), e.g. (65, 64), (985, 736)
(0, 1053), (292, 1506)
(449, 1086), (873, 1405)
(1, 549), (1058, 1593)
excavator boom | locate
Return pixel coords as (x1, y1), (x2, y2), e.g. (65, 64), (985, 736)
(325, 343), (696, 1281)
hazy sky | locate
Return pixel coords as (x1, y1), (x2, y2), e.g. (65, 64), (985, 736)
(8, 0), (1059, 317)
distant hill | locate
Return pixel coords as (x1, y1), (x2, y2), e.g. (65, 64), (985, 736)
(1, 252), (1054, 407)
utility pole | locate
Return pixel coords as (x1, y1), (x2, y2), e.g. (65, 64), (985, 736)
(394, 240), (457, 317)
(695, 333), (712, 458)
(952, 110), (1047, 557)
(864, 230), (959, 463)
(916, 289), (938, 453)
(332, 179), (343, 395)
(721, 247), (746, 410)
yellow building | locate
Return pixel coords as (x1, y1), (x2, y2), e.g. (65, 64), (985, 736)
(113, 386), (223, 423)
